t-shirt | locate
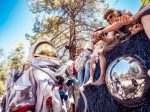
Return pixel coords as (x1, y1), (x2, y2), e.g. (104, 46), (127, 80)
(141, 0), (150, 7)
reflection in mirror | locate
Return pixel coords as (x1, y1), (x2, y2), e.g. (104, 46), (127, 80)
(106, 56), (149, 107)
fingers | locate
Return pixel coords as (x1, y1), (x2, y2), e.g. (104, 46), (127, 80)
(129, 16), (139, 23)
(124, 11), (132, 16)
(93, 32), (99, 38)
(93, 31), (101, 39)
(118, 15), (131, 25)
(92, 30), (105, 44)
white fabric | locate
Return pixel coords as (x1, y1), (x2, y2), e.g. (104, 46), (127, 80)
(6, 57), (74, 112)
(75, 49), (92, 71)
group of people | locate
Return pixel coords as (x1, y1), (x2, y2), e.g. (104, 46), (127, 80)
(76, 0), (150, 91)
(3, 0), (150, 112)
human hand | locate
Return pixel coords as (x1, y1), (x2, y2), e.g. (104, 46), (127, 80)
(98, 30), (106, 39)
(129, 16), (139, 23)
(117, 14), (131, 25)
(92, 31), (99, 44)
(92, 30), (106, 43)
(124, 11), (132, 16)
(93, 31), (100, 39)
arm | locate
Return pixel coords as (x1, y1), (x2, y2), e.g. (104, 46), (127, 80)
(101, 13), (132, 34)
(102, 23), (122, 34)
(131, 3), (150, 22)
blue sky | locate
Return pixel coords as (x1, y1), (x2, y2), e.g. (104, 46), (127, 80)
(0, 0), (142, 59)
(106, 0), (142, 14)
(0, 0), (34, 58)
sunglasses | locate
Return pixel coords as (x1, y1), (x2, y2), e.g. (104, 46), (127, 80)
(106, 14), (115, 21)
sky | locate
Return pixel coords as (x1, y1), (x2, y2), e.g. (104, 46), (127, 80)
(0, 0), (142, 59)
(0, 0), (34, 58)
(106, 0), (142, 14)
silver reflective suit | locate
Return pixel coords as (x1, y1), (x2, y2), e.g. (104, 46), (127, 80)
(6, 41), (74, 112)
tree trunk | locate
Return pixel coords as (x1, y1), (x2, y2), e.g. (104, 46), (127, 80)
(69, 13), (76, 60)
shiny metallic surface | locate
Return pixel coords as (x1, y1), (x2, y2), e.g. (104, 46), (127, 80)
(28, 41), (58, 61)
(34, 42), (57, 58)
(106, 55), (150, 107)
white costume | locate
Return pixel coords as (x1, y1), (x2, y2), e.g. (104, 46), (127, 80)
(5, 41), (77, 112)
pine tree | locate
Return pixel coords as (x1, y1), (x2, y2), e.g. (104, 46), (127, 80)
(7, 43), (25, 69)
(27, 0), (108, 60)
